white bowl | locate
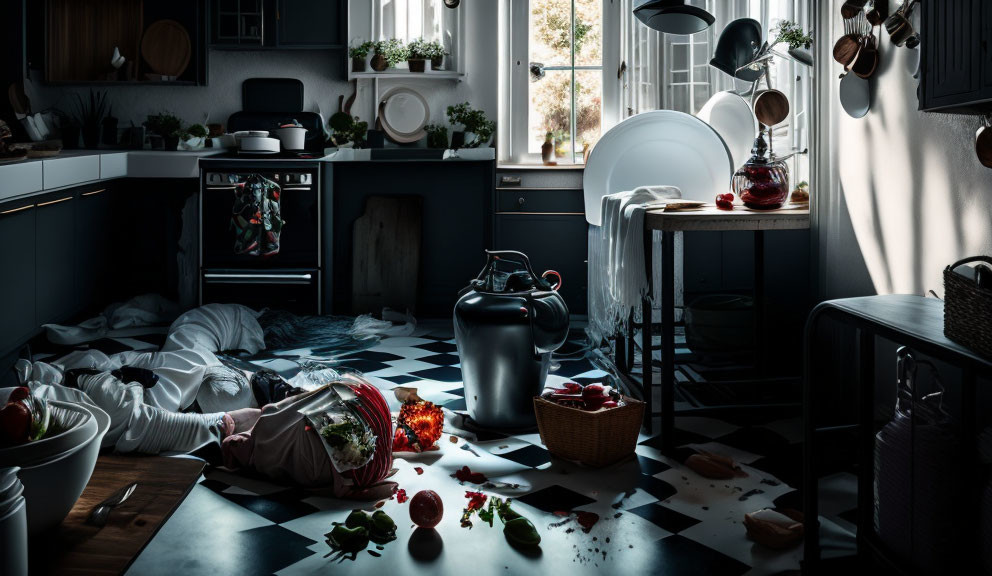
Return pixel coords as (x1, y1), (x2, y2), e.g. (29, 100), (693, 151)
(0, 401), (96, 466)
(274, 126), (307, 150)
(17, 402), (109, 534)
(0, 482), (23, 518)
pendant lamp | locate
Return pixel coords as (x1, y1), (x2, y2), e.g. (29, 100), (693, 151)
(633, 0), (715, 35)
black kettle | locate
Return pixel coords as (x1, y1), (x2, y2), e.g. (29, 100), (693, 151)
(453, 251), (569, 428)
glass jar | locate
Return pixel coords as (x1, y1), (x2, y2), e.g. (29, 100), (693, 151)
(732, 129), (790, 210)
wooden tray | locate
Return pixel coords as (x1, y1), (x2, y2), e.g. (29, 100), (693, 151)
(29, 454), (204, 576)
(141, 19), (191, 78)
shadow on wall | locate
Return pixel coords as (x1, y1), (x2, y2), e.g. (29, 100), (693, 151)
(831, 5), (992, 299)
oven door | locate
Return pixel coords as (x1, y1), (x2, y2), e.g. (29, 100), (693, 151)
(201, 171), (318, 269)
(201, 268), (320, 314)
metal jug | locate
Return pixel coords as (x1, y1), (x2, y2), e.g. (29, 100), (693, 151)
(453, 251), (569, 429)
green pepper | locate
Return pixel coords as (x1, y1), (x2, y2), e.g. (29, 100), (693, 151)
(345, 509), (370, 530)
(503, 517), (541, 548)
(326, 525), (370, 553)
(370, 510), (397, 543)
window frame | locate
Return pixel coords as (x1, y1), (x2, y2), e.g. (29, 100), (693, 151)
(503, 0), (620, 164)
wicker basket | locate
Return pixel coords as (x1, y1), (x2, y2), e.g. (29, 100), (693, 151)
(943, 256), (992, 359)
(533, 396), (644, 467)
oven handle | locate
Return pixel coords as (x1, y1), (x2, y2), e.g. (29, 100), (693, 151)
(204, 272), (314, 285)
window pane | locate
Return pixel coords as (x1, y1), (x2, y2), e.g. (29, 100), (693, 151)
(529, 0), (572, 67)
(575, 69), (602, 160)
(528, 70), (572, 155)
(573, 0), (602, 67)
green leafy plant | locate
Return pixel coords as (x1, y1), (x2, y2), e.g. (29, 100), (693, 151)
(349, 40), (374, 59)
(425, 124), (449, 149)
(185, 123), (208, 139)
(446, 102), (495, 148)
(329, 115), (369, 148)
(373, 39), (408, 67)
(72, 90), (111, 130)
(773, 20), (813, 50)
(144, 112), (184, 138)
(425, 39), (446, 59)
(406, 37), (433, 59)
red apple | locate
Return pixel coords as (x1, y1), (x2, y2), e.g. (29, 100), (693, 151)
(409, 490), (443, 528)
(0, 401), (32, 445)
(581, 384), (608, 410)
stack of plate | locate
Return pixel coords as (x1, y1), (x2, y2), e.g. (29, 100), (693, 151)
(0, 467), (27, 576)
(0, 399), (110, 535)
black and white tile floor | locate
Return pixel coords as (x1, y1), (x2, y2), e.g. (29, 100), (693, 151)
(35, 321), (858, 575)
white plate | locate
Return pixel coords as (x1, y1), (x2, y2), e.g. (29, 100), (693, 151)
(839, 72), (871, 119)
(583, 110), (734, 225)
(696, 91), (758, 171)
(379, 87), (429, 143)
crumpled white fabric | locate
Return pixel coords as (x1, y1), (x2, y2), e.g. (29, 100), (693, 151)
(163, 303), (266, 356)
(12, 356), (226, 454)
(588, 186), (681, 339)
(42, 293), (182, 346)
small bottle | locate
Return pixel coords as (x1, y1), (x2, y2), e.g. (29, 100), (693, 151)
(541, 131), (554, 165)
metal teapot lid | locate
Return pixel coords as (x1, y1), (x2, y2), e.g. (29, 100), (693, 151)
(470, 250), (559, 295)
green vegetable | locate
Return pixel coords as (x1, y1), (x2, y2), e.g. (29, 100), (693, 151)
(345, 509), (370, 530)
(186, 123), (208, 139)
(325, 525), (370, 553)
(370, 510), (397, 543)
(503, 517), (541, 548)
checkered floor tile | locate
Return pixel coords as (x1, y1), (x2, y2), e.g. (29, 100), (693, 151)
(36, 319), (820, 575)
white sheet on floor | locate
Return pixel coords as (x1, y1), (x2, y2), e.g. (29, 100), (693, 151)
(41, 293), (181, 346)
(588, 186), (681, 339)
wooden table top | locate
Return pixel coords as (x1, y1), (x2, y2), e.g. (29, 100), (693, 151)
(644, 203), (810, 232)
(30, 454), (204, 576)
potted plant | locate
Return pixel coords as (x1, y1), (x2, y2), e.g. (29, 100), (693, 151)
(329, 114), (369, 149)
(406, 38), (432, 73)
(144, 112), (183, 151)
(371, 39), (407, 72)
(426, 40), (447, 70)
(183, 123), (208, 149)
(446, 102), (495, 149)
(349, 41), (373, 73)
(425, 124), (449, 149)
(72, 90), (110, 149)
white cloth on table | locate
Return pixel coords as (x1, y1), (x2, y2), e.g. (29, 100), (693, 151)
(588, 186), (681, 339)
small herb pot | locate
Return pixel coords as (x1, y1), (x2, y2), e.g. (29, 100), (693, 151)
(431, 55), (444, 70)
(163, 135), (180, 151)
(352, 56), (367, 73)
(408, 59), (426, 73)
(371, 54), (388, 72)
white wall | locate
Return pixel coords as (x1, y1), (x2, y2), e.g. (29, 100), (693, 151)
(815, 0), (992, 299)
(29, 0), (499, 140)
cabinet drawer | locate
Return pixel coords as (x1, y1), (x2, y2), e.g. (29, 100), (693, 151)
(496, 188), (584, 214)
(44, 155), (100, 189)
(0, 161), (43, 201)
(100, 153), (128, 179)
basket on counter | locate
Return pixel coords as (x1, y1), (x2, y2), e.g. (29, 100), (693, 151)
(943, 256), (992, 359)
(533, 396), (644, 467)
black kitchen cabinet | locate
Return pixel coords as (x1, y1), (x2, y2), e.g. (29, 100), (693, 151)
(277, 0), (344, 48)
(920, 0), (992, 112)
(212, 0), (345, 49)
(75, 185), (113, 316)
(328, 161), (495, 317)
(494, 213), (588, 315)
(35, 192), (77, 325)
(0, 200), (37, 354)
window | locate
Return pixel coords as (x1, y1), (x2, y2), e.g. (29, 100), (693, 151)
(504, 0), (620, 164)
(370, 0), (461, 70)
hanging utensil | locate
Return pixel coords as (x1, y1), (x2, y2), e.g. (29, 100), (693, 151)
(839, 64), (871, 118)
(977, 115), (992, 168)
(753, 90), (790, 128)
(833, 21), (861, 66)
(866, 0), (888, 26)
(852, 28), (879, 78)
(841, 0), (869, 19)
(885, 0), (920, 47)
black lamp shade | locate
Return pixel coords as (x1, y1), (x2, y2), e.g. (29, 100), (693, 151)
(633, 0), (715, 35)
(709, 18), (764, 81)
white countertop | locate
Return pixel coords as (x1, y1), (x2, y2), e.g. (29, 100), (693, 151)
(0, 149), (222, 203)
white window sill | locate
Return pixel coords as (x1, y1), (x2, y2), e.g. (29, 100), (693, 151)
(497, 163), (586, 171)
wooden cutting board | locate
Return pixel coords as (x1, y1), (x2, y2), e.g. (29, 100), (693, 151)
(141, 19), (191, 77)
(30, 454), (204, 576)
(352, 196), (422, 315)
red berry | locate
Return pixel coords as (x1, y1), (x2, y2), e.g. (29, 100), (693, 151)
(409, 490), (443, 528)
(0, 401), (32, 445)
